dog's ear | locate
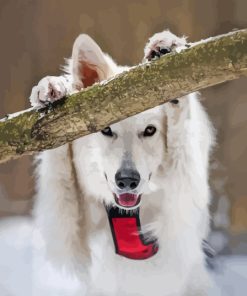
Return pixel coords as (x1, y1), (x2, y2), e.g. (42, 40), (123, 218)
(71, 34), (112, 90)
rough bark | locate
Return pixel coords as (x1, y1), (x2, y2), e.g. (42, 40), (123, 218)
(0, 29), (247, 164)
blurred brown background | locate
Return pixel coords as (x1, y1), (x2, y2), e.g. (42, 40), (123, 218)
(0, 0), (246, 254)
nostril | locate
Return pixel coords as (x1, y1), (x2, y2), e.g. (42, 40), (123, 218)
(130, 182), (137, 190)
(115, 169), (141, 190)
(118, 181), (125, 189)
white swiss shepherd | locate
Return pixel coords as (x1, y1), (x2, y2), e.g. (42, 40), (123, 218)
(29, 30), (215, 296)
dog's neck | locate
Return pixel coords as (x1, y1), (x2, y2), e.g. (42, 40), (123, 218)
(105, 206), (159, 260)
(68, 144), (159, 260)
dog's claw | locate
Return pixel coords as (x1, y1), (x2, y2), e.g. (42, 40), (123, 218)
(159, 47), (171, 55)
(146, 45), (173, 61)
(30, 76), (68, 109)
(144, 30), (187, 61)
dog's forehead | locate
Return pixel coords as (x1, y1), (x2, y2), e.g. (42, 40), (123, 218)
(112, 105), (165, 131)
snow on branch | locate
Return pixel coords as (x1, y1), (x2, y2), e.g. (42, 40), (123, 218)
(0, 29), (247, 164)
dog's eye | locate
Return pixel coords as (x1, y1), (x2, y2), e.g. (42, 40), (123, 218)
(101, 127), (113, 137)
(143, 125), (156, 137)
(170, 99), (179, 104)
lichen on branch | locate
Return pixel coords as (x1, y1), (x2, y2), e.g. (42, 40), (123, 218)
(0, 29), (247, 164)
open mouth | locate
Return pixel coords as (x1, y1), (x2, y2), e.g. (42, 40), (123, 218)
(114, 193), (142, 209)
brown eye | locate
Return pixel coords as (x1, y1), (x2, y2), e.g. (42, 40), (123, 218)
(143, 125), (156, 137)
(170, 99), (179, 104)
(101, 127), (113, 137)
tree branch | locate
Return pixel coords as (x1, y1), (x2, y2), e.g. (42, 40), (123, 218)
(0, 29), (247, 164)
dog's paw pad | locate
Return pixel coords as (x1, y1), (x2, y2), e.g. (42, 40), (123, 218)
(144, 30), (187, 61)
(30, 76), (67, 108)
(148, 46), (172, 61)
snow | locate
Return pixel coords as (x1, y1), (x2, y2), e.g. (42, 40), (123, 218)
(210, 256), (247, 296)
(0, 217), (246, 296)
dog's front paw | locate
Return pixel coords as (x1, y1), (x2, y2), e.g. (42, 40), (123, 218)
(30, 76), (68, 108)
(144, 30), (187, 61)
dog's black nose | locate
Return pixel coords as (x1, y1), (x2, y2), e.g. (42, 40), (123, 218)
(115, 169), (140, 190)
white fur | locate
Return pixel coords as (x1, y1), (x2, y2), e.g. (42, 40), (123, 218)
(30, 31), (215, 296)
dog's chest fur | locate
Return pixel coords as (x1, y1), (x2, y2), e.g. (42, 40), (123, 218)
(83, 193), (201, 296)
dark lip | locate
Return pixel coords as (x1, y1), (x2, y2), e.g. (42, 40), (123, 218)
(114, 193), (142, 209)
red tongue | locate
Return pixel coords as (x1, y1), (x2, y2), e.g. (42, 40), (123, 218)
(118, 193), (139, 207)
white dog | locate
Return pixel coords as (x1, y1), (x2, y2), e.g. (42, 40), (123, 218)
(30, 30), (215, 296)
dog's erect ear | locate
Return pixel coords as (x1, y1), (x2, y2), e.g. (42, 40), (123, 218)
(71, 34), (112, 90)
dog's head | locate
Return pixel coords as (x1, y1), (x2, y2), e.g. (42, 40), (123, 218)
(96, 107), (167, 210)
(71, 35), (168, 210)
